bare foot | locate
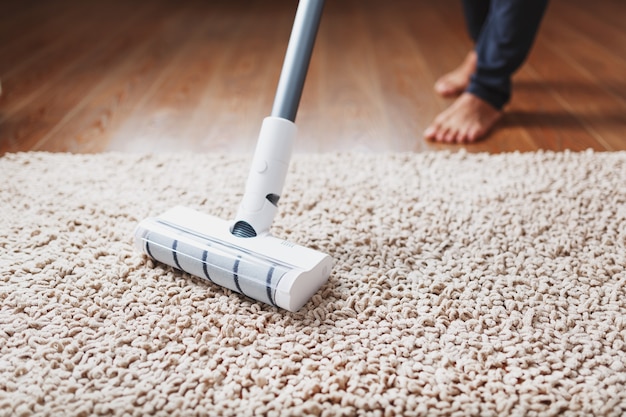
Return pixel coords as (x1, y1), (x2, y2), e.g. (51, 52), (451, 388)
(423, 92), (502, 143)
(434, 51), (477, 98)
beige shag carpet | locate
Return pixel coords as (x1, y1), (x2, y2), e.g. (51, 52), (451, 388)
(1, 151), (626, 417)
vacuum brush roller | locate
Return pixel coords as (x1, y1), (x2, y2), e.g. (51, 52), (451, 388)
(134, 206), (332, 312)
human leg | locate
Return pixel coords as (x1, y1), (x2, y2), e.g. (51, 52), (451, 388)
(468, 0), (550, 110)
(433, 0), (489, 97)
(426, 0), (549, 143)
(461, 0), (491, 42)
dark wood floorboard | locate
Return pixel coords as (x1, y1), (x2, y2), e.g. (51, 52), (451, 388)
(0, 0), (624, 154)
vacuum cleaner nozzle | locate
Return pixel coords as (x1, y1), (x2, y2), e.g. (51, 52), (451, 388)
(134, 206), (332, 312)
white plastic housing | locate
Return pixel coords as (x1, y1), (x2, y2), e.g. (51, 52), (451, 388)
(235, 116), (297, 236)
(134, 206), (332, 312)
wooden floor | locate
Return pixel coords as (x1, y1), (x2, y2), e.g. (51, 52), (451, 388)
(1, 0), (625, 154)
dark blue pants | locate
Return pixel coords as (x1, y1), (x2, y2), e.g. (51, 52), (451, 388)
(462, 0), (549, 109)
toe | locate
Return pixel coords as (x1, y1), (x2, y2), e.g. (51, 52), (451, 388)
(467, 125), (486, 142)
(440, 126), (455, 143)
(424, 126), (436, 141)
(424, 116), (447, 141)
(445, 127), (460, 143)
(434, 81), (448, 95)
(457, 126), (472, 143)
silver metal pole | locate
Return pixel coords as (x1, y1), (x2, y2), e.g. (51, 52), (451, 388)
(271, 0), (325, 122)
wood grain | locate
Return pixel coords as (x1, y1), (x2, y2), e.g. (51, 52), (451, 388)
(0, 0), (624, 155)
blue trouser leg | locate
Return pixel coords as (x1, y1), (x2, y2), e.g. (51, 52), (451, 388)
(461, 0), (490, 42)
(462, 0), (549, 110)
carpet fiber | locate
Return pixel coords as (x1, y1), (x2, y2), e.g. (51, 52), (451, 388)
(1, 151), (626, 417)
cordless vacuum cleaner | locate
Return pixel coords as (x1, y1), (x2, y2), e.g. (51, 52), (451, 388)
(133, 0), (331, 312)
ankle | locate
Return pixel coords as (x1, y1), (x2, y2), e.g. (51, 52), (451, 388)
(463, 51), (477, 73)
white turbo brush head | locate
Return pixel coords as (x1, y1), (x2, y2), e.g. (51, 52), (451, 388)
(134, 206), (332, 312)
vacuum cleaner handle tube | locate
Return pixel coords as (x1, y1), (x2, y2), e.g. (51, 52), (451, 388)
(232, 0), (325, 238)
(272, 0), (325, 122)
